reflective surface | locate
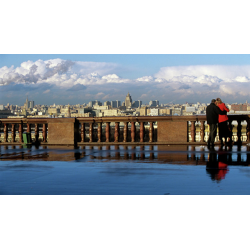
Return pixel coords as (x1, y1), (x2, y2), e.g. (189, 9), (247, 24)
(1, 145), (250, 194)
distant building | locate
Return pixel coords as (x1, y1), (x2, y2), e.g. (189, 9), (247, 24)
(0, 110), (14, 118)
(104, 101), (111, 106)
(231, 104), (247, 111)
(132, 100), (142, 108)
(139, 107), (147, 116)
(93, 105), (109, 110)
(29, 101), (34, 109)
(88, 100), (102, 107)
(149, 100), (159, 107)
(149, 108), (159, 116)
(24, 97), (34, 109)
(78, 107), (92, 114)
(67, 104), (71, 117)
(159, 108), (172, 115)
(125, 93), (132, 109)
(48, 107), (60, 115)
(186, 107), (196, 113)
(173, 108), (182, 116)
(111, 100), (121, 108)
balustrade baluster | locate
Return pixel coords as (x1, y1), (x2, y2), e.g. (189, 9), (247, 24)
(27, 123), (31, 133)
(237, 119), (242, 144)
(42, 124), (47, 142)
(200, 121), (205, 142)
(114, 122), (119, 142)
(81, 123), (85, 142)
(97, 122), (102, 142)
(191, 121), (196, 142)
(19, 123), (23, 143)
(4, 124), (8, 142)
(149, 122), (153, 142)
(131, 122), (135, 142)
(140, 122), (144, 142)
(105, 122), (110, 142)
(35, 124), (39, 143)
(123, 122), (128, 142)
(89, 123), (93, 142)
(11, 124), (15, 143)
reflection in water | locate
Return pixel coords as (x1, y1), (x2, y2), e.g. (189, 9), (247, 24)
(206, 150), (229, 182)
(2, 145), (250, 194)
(1, 145), (250, 166)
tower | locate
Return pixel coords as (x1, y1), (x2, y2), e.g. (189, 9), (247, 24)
(125, 92), (132, 109)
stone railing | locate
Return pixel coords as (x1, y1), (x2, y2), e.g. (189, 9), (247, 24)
(0, 115), (250, 145)
(0, 118), (48, 144)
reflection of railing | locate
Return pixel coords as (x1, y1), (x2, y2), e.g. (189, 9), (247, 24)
(2, 144), (250, 166)
(0, 115), (250, 145)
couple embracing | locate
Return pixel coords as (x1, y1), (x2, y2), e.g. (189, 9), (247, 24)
(206, 98), (231, 149)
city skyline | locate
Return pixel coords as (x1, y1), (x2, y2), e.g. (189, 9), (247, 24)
(2, 54), (250, 106)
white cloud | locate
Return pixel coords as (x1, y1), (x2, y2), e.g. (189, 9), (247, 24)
(136, 76), (154, 82)
(3, 60), (250, 104)
(155, 65), (250, 81)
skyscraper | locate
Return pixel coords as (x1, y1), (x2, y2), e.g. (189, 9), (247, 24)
(125, 92), (132, 109)
(29, 101), (34, 109)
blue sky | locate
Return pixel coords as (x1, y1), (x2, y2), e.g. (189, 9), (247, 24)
(1, 54), (250, 106)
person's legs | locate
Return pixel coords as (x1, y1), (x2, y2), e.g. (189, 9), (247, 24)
(219, 121), (229, 146)
(218, 122), (223, 143)
(208, 123), (217, 148)
(210, 123), (217, 147)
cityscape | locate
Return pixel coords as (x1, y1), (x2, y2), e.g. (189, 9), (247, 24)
(1, 55), (250, 221)
(1, 92), (250, 119)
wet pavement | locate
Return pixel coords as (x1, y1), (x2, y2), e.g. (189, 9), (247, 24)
(1, 144), (250, 195)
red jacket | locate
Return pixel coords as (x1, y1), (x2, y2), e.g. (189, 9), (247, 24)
(218, 103), (229, 123)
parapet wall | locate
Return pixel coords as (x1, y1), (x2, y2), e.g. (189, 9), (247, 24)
(0, 115), (250, 145)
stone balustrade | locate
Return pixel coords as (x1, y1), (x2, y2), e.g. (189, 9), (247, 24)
(0, 115), (250, 145)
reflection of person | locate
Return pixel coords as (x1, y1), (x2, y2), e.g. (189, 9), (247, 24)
(216, 98), (231, 146)
(206, 150), (229, 182)
(206, 99), (227, 149)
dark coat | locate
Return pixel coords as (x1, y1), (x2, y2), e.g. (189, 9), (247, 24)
(206, 103), (227, 124)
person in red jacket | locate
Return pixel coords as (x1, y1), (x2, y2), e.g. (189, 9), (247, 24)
(216, 98), (231, 146)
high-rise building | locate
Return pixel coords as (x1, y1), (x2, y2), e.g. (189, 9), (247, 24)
(125, 92), (132, 109)
(104, 101), (111, 106)
(149, 100), (159, 107)
(24, 96), (34, 109)
(132, 100), (142, 108)
(111, 100), (121, 108)
(29, 101), (34, 109)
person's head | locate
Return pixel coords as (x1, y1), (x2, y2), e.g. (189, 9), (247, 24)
(211, 99), (216, 104)
(216, 98), (222, 104)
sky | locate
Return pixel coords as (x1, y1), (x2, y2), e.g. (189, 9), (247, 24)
(1, 54), (250, 106)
